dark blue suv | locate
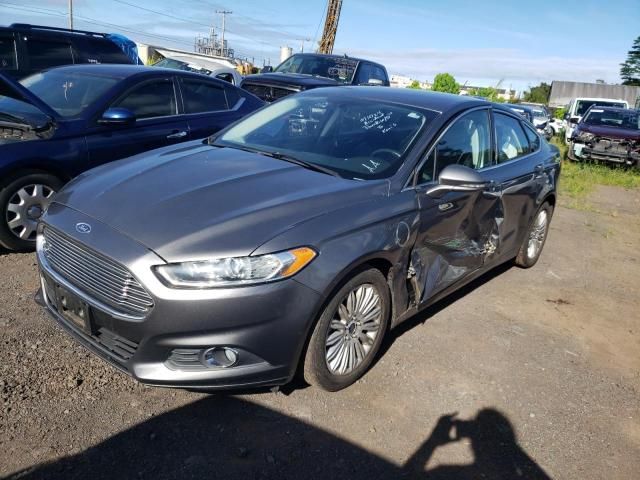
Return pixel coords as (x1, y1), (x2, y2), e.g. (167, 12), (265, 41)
(0, 64), (264, 251)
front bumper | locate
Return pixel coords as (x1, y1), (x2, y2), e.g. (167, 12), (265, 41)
(571, 141), (640, 166)
(35, 206), (323, 390)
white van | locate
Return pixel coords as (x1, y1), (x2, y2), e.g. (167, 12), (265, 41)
(564, 97), (628, 142)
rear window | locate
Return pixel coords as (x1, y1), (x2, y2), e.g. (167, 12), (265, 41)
(26, 39), (74, 70)
(0, 36), (17, 70)
(75, 38), (131, 64)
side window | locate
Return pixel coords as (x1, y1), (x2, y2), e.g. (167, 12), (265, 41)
(523, 123), (540, 152)
(215, 73), (234, 84)
(26, 39), (74, 70)
(0, 35), (17, 70)
(354, 63), (372, 84)
(494, 113), (530, 163)
(370, 65), (387, 83)
(224, 86), (241, 108)
(113, 80), (177, 119)
(417, 109), (492, 183)
(181, 79), (228, 113)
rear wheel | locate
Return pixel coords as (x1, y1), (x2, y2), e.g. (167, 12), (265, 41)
(303, 268), (390, 391)
(0, 173), (62, 251)
(515, 203), (553, 268)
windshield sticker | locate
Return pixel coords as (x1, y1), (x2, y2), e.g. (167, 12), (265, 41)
(62, 81), (74, 101)
(362, 159), (382, 174)
(360, 110), (398, 133)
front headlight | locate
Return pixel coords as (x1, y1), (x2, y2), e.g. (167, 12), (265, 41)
(577, 131), (595, 142)
(154, 247), (316, 288)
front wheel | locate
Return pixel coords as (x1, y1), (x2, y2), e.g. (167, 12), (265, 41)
(515, 203), (553, 268)
(0, 173), (63, 251)
(303, 268), (390, 391)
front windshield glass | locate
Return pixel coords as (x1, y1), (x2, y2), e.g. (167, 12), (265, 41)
(274, 55), (358, 84)
(215, 95), (436, 180)
(583, 109), (639, 130)
(576, 100), (626, 117)
(19, 70), (120, 117)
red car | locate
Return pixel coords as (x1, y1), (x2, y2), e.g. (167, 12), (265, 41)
(569, 106), (640, 167)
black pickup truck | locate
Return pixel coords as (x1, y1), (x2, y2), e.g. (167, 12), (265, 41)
(241, 53), (389, 102)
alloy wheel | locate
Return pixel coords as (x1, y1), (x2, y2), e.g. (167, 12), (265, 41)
(324, 283), (382, 375)
(527, 209), (548, 260)
(5, 184), (56, 241)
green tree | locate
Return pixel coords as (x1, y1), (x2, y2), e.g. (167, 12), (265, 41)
(431, 73), (460, 94)
(468, 86), (504, 102)
(407, 80), (421, 89)
(523, 82), (551, 104)
(620, 36), (640, 86)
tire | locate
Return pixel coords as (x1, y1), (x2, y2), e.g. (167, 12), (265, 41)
(0, 172), (63, 251)
(303, 268), (390, 391)
(515, 202), (553, 268)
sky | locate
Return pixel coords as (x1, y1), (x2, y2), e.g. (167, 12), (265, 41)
(1, 0), (638, 92)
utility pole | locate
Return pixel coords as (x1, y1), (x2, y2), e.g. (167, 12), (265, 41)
(298, 37), (311, 53)
(216, 10), (232, 57)
(68, 0), (74, 30)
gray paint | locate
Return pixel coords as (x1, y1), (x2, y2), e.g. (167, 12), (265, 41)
(36, 88), (560, 389)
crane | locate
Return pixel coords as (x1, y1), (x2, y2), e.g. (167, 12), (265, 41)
(317, 0), (343, 55)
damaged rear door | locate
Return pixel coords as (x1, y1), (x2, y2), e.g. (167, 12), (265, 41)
(408, 107), (503, 306)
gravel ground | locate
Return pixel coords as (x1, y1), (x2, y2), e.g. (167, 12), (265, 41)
(1, 186), (638, 480)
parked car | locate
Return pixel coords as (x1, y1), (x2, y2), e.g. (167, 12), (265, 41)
(152, 56), (243, 86)
(564, 97), (629, 143)
(0, 64), (264, 251)
(502, 103), (552, 140)
(241, 53), (389, 102)
(34, 88), (560, 392)
(0, 24), (137, 79)
(568, 106), (639, 167)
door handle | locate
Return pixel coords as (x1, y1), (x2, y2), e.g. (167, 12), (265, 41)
(167, 131), (187, 140)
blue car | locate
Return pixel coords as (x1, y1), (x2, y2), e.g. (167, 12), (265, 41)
(0, 64), (264, 251)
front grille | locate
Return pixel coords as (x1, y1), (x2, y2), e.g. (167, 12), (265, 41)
(242, 82), (298, 102)
(42, 226), (153, 316)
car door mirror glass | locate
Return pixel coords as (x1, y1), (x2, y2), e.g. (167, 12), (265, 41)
(99, 108), (136, 126)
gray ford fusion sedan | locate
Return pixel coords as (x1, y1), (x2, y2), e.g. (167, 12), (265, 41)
(35, 87), (560, 391)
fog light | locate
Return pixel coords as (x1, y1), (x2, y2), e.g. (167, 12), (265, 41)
(201, 347), (239, 368)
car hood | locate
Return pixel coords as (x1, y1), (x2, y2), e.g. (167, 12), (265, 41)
(242, 72), (341, 89)
(52, 142), (388, 262)
(578, 123), (640, 141)
(0, 72), (59, 119)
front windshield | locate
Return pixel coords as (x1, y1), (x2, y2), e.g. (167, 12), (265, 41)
(215, 95), (436, 180)
(274, 55), (358, 84)
(532, 109), (547, 118)
(19, 70), (120, 117)
(583, 109), (639, 130)
(576, 100), (626, 117)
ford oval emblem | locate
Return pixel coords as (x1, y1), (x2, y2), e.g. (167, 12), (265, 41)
(75, 222), (91, 234)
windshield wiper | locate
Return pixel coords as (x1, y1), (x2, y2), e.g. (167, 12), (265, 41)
(260, 151), (342, 178)
(0, 112), (29, 126)
(210, 142), (342, 178)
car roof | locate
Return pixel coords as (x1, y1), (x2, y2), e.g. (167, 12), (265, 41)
(500, 103), (533, 113)
(298, 86), (489, 113)
(37, 64), (220, 81)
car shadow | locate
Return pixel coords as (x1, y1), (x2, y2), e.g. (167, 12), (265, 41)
(6, 396), (552, 480)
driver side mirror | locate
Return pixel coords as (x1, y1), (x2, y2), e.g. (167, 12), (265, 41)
(98, 108), (136, 126)
(261, 66), (273, 73)
(425, 164), (488, 199)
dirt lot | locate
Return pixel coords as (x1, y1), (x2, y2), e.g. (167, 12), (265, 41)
(1, 185), (638, 480)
